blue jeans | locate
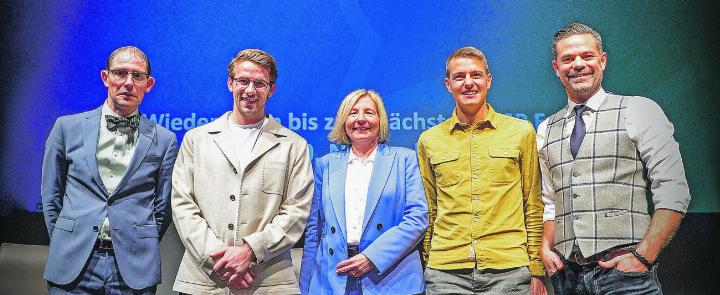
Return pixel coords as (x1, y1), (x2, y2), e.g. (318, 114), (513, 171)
(550, 254), (662, 295)
(48, 249), (156, 295)
(425, 266), (530, 295)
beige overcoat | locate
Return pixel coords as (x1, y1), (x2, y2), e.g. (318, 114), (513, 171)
(171, 114), (313, 294)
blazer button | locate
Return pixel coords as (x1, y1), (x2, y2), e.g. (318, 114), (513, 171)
(92, 226), (99, 232)
(376, 223), (383, 230)
(330, 226), (336, 233)
(572, 193), (579, 199)
(329, 248), (334, 255)
(230, 195), (236, 201)
(228, 224), (234, 230)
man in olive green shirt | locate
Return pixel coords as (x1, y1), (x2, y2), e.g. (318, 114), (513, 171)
(417, 46), (546, 294)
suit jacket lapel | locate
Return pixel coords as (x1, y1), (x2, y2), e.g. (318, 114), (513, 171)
(111, 116), (154, 198)
(82, 108), (108, 198)
(362, 144), (395, 232)
(328, 151), (348, 241)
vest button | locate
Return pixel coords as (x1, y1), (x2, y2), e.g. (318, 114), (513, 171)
(573, 215), (580, 220)
(572, 193), (579, 199)
(572, 172), (581, 177)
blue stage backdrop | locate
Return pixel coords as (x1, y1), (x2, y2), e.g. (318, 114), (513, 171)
(2, 1), (718, 213)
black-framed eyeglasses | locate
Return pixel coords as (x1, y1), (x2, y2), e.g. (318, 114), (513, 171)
(107, 69), (150, 83)
(231, 77), (272, 90)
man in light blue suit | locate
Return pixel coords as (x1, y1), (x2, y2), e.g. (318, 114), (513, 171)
(300, 89), (428, 294)
(41, 46), (178, 294)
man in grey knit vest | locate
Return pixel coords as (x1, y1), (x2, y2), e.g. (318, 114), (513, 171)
(537, 23), (691, 294)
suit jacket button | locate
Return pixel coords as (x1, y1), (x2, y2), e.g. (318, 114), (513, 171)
(230, 195), (236, 201)
(376, 223), (383, 230)
(329, 248), (334, 255)
(92, 226), (99, 232)
(330, 226), (336, 233)
(228, 224), (234, 230)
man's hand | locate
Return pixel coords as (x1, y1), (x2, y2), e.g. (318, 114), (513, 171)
(531, 276), (548, 295)
(210, 244), (257, 288)
(540, 246), (564, 277)
(336, 254), (375, 278)
(598, 253), (648, 273)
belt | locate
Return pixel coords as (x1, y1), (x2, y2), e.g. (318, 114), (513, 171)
(347, 245), (360, 257)
(568, 244), (635, 265)
(95, 239), (113, 250)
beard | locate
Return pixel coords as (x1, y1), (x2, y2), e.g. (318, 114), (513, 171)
(566, 75), (599, 99)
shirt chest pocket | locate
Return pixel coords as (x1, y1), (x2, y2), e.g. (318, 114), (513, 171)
(488, 147), (520, 184)
(430, 152), (461, 187)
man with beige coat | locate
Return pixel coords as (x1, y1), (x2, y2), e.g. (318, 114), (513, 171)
(171, 49), (314, 294)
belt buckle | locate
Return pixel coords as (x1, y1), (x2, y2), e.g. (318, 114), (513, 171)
(570, 250), (593, 265)
(347, 246), (360, 257)
(95, 239), (113, 250)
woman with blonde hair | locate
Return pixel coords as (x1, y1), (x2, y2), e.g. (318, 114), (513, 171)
(300, 89), (428, 294)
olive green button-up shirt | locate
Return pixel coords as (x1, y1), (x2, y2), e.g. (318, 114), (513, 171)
(417, 104), (544, 276)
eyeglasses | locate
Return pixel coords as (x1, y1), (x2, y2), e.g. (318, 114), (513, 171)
(107, 69), (150, 83)
(231, 77), (272, 90)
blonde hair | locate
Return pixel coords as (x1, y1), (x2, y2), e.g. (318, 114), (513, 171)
(328, 89), (389, 145)
(445, 46), (490, 76)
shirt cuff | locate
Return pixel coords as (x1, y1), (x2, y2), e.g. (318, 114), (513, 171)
(529, 261), (546, 277)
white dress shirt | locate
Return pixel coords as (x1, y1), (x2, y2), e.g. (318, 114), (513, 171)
(537, 88), (691, 222)
(344, 147), (377, 246)
(96, 103), (140, 240)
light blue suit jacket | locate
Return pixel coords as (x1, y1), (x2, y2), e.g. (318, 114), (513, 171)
(41, 107), (177, 289)
(300, 144), (428, 294)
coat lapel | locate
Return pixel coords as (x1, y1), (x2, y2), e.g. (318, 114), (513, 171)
(245, 119), (281, 173)
(328, 151), (348, 241)
(111, 116), (155, 198)
(212, 119), (242, 175)
(82, 108), (108, 198)
(361, 144), (395, 232)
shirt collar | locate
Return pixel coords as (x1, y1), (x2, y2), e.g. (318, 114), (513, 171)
(348, 146), (377, 165)
(565, 87), (607, 118)
(449, 103), (497, 132)
(101, 101), (139, 118)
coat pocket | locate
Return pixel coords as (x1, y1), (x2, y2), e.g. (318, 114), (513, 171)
(55, 216), (75, 232)
(262, 161), (288, 195)
(135, 224), (159, 238)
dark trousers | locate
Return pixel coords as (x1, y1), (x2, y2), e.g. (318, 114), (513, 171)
(551, 253), (662, 295)
(48, 249), (156, 295)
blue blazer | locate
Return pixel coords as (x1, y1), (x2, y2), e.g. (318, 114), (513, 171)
(41, 107), (177, 289)
(300, 144), (428, 294)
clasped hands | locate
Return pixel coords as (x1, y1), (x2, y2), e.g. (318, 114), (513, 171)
(210, 244), (256, 289)
(336, 253), (375, 278)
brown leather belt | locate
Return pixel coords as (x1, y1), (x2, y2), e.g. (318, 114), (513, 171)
(568, 245), (635, 265)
